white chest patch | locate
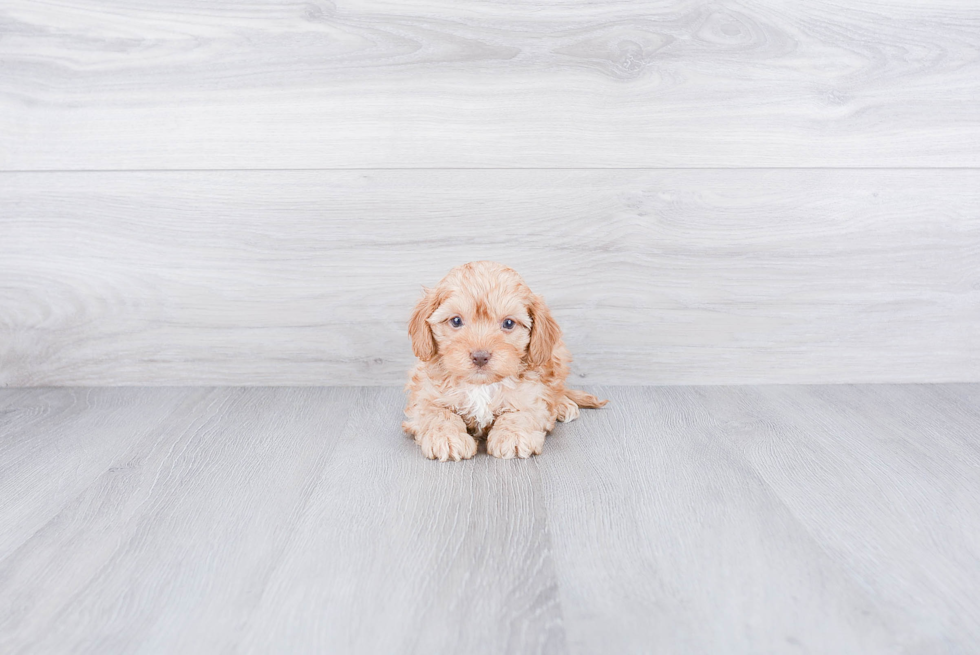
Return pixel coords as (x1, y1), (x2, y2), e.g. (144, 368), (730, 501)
(463, 382), (501, 428)
(457, 378), (516, 429)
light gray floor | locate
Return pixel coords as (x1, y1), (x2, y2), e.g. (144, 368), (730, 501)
(1, 385), (978, 653)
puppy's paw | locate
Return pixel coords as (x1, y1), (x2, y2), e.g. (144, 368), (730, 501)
(556, 397), (580, 423)
(487, 426), (545, 459)
(417, 425), (477, 462)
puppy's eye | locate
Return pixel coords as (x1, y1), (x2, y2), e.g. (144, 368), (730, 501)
(502, 318), (516, 331)
(449, 316), (463, 328)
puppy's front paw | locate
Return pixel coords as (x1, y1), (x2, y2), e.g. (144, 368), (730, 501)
(417, 425), (477, 462)
(487, 426), (545, 459)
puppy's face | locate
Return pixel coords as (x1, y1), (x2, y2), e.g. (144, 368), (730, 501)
(409, 262), (559, 384)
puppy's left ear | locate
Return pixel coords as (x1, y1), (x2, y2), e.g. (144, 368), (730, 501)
(527, 293), (561, 368)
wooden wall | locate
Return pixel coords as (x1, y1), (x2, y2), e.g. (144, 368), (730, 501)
(1, 0), (978, 386)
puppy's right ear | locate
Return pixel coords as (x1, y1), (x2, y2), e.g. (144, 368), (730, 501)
(408, 287), (442, 361)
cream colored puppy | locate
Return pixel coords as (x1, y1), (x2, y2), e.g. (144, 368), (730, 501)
(403, 261), (607, 461)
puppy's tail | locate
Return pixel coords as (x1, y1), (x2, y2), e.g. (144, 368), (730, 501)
(565, 388), (608, 409)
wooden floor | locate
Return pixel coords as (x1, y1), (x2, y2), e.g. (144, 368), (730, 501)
(1, 385), (978, 653)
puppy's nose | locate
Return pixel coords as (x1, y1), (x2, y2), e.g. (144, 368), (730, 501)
(471, 350), (491, 368)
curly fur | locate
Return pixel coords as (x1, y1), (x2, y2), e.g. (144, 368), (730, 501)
(402, 261), (607, 461)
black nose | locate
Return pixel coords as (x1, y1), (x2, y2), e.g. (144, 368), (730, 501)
(471, 350), (491, 367)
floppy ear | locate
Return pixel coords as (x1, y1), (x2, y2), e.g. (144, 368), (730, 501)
(408, 287), (442, 361)
(527, 293), (561, 368)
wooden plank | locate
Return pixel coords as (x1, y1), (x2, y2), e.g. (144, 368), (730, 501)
(0, 387), (565, 653)
(2, 169), (977, 386)
(0, 387), (204, 559)
(1, 0), (978, 169)
(695, 384), (980, 647)
(238, 387), (565, 654)
(1, 385), (979, 652)
(0, 387), (358, 652)
(537, 385), (980, 653)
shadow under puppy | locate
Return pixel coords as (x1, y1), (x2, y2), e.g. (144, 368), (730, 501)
(403, 261), (607, 461)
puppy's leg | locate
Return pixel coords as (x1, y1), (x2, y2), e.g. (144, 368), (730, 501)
(410, 407), (477, 462)
(487, 407), (551, 459)
(556, 396), (580, 423)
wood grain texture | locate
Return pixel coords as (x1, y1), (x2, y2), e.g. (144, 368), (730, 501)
(0, 387), (357, 653)
(1, 384), (978, 653)
(0, 387), (563, 654)
(237, 387), (564, 654)
(2, 169), (978, 386)
(1, 0), (978, 169)
(0, 387), (200, 560)
(537, 384), (980, 653)
(699, 384), (980, 647)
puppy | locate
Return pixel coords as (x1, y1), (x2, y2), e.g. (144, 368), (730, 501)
(402, 261), (607, 461)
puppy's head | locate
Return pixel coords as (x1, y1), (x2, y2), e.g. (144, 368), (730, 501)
(409, 261), (560, 383)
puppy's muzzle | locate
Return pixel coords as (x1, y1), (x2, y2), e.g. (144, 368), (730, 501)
(470, 350), (492, 368)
